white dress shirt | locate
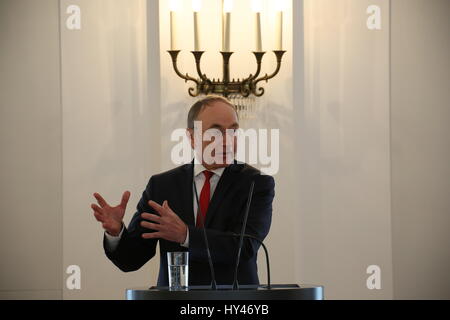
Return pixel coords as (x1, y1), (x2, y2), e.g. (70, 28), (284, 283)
(104, 164), (225, 251)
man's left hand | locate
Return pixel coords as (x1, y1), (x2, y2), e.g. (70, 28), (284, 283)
(140, 200), (188, 244)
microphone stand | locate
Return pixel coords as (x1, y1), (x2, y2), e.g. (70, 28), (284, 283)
(231, 233), (271, 290)
(232, 181), (255, 290)
(193, 179), (217, 290)
(193, 176), (271, 291)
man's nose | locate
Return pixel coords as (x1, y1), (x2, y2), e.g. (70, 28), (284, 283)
(223, 132), (236, 149)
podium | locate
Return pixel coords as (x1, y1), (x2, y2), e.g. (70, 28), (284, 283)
(126, 284), (324, 300)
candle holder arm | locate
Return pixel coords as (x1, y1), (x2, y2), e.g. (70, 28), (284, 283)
(252, 50), (286, 97)
(168, 50), (201, 97)
(191, 51), (211, 83)
(239, 52), (266, 97)
(244, 52), (266, 82)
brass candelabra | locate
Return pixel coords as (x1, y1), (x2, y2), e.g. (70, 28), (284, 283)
(168, 50), (287, 98)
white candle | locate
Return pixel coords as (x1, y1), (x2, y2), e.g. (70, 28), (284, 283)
(170, 11), (176, 50)
(223, 0), (233, 52)
(275, 11), (283, 51)
(169, 0), (181, 50)
(275, 0), (287, 51)
(224, 13), (231, 52)
(255, 12), (262, 52)
(252, 0), (263, 52)
(192, 0), (202, 51)
(194, 12), (200, 51)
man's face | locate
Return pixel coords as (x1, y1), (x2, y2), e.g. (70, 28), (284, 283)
(187, 100), (239, 170)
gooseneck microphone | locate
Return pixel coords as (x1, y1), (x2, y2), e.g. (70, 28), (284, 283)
(193, 179), (217, 290)
(193, 175), (270, 290)
(232, 180), (255, 290)
(230, 233), (271, 290)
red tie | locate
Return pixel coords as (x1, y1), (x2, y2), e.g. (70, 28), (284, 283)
(196, 171), (214, 227)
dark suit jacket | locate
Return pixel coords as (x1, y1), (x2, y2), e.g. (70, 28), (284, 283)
(103, 161), (275, 286)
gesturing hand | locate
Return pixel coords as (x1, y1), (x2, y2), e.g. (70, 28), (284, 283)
(141, 200), (188, 244)
(91, 191), (131, 237)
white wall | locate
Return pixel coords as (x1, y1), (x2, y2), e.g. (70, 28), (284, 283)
(295, 0), (393, 299)
(60, 0), (161, 299)
(0, 0), (62, 300)
(391, 0), (450, 299)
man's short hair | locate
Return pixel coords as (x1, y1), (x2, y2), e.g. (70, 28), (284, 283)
(187, 95), (238, 129)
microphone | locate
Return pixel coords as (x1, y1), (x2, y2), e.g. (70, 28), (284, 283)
(229, 233), (271, 290)
(193, 176), (270, 290)
(193, 179), (217, 290)
(232, 180), (255, 290)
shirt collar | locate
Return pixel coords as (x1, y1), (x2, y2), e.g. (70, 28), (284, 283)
(194, 163), (226, 178)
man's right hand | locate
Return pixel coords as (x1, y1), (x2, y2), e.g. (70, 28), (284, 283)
(91, 191), (131, 236)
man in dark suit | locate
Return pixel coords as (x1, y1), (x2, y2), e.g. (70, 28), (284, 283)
(91, 95), (275, 286)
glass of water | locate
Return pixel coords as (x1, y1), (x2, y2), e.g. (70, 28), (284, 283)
(167, 252), (189, 291)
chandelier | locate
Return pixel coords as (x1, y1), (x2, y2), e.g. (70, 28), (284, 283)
(167, 0), (287, 101)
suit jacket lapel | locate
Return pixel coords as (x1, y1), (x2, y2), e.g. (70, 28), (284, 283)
(181, 163), (195, 227)
(205, 162), (243, 226)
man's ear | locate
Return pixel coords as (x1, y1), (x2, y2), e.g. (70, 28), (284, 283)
(186, 128), (194, 149)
